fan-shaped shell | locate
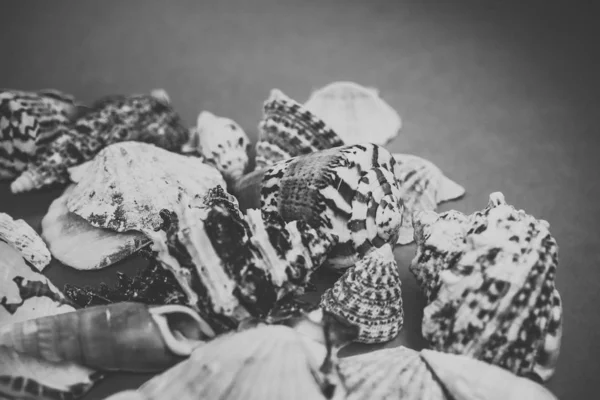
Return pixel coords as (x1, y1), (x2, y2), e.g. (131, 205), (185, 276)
(410, 192), (563, 381)
(255, 89), (344, 169)
(320, 244), (404, 344)
(304, 81), (402, 145)
(65, 141), (226, 233)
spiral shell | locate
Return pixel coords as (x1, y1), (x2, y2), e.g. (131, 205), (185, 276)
(10, 89), (189, 193)
(410, 192), (563, 381)
(320, 244), (403, 344)
(255, 89), (344, 170)
(233, 144), (404, 269)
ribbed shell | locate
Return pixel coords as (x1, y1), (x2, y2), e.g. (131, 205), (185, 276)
(410, 192), (563, 382)
(304, 81), (402, 146)
(0, 212), (51, 271)
(255, 89), (344, 169)
(320, 244), (404, 344)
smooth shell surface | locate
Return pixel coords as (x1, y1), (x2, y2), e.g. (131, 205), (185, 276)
(304, 81), (402, 145)
(0, 212), (51, 272)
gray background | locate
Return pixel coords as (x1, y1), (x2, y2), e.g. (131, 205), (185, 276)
(1, 1), (599, 399)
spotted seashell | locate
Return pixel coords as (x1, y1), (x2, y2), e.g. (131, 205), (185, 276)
(182, 111), (251, 183)
(255, 89), (344, 170)
(320, 244), (404, 344)
(410, 192), (562, 381)
(304, 81), (402, 146)
(0, 89), (80, 180)
(10, 89), (189, 193)
(392, 153), (466, 244)
(233, 143), (404, 269)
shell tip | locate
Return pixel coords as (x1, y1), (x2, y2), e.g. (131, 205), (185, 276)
(488, 192), (506, 207)
(10, 172), (36, 194)
(150, 89), (170, 105)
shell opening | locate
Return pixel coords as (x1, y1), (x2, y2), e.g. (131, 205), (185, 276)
(150, 305), (213, 356)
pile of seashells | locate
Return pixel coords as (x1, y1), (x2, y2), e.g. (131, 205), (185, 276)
(0, 82), (561, 400)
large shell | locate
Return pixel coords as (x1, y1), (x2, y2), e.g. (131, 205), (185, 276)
(146, 185), (338, 336)
(64, 141), (226, 233)
(410, 192), (563, 381)
(320, 244), (404, 344)
(304, 81), (402, 146)
(255, 89), (345, 169)
(233, 143), (405, 269)
(0, 302), (209, 372)
(0, 89), (79, 180)
(182, 111), (251, 182)
(392, 153), (466, 244)
(10, 89), (190, 193)
(0, 212), (51, 272)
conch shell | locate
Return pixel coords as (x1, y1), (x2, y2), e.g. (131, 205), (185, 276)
(10, 89), (189, 193)
(182, 111), (250, 182)
(255, 89), (344, 170)
(320, 244), (404, 344)
(304, 81), (402, 146)
(233, 143), (404, 269)
(410, 192), (563, 381)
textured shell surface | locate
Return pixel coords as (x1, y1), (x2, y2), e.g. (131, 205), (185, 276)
(320, 244), (404, 344)
(392, 153), (466, 245)
(65, 141), (226, 233)
(0, 89), (78, 180)
(41, 185), (150, 271)
(410, 192), (562, 382)
(182, 111), (250, 182)
(0, 212), (51, 272)
(146, 185), (338, 336)
(255, 88), (344, 169)
(304, 81), (402, 146)
(233, 143), (405, 269)
(10, 89), (190, 193)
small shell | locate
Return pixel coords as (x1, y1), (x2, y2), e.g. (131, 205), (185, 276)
(41, 184), (150, 270)
(10, 89), (190, 193)
(233, 144), (404, 269)
(65, 141), (226, 233)
(320, 244), (404, 344)
(182, 111), (250, 182)
(0, 302), (209, 372)
(392, 153), (466, 244)
(304, 81), (402, 145)
(0, 212), (51, 271)
(410, 193), (563, 381)
(255, 89), (344, 169)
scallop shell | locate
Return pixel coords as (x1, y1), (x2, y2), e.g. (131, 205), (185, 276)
(182, 111), (250, 182)
(64, 141), (226, 233)
(41, 184), (150, 270)
(0, 212), (51, 272)
(255, 89), (345, 169)
(320, 244), (404, 344)
(0, 89), (79, 180)
(10, 89), (189, 193)
(233, 143), (405, 269)
(410, 192), (563, 381)
(393, 153), (466, 245)
(304, 81), (402, 146)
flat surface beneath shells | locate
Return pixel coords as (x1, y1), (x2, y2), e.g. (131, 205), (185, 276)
(0, 2), (598, 399)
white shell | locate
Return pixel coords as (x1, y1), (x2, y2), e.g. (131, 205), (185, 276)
(304, 81), (401, 145)
(0, 213), (51, 272)
(66, 141), (226, 233)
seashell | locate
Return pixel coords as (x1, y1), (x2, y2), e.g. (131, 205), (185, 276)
(182, 111), (251, 183)
(233, 143), (405, 269)
(41, 184), (150, 270)
(320, 244), (404, 344)
(392, 153), (466, 245)
(10, 89), (189, 193)
(410, 192), (563, 381)
(64, 141), (226, 233)
(304, 81), (402, 146)
(146, 185), (338, 336)
(0, 212), (51, 272)
(255, 89), (345, 169)
(0, 89), (80, 180)
(0, 302), (209, 372)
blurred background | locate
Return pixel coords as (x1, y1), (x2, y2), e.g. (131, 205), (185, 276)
(1, 1), (599, 399)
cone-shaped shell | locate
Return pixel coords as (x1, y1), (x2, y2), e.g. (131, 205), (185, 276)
(255, 89), (344, 169)
(320, 244), (403, 344)
(410, 192), (563, 381)
(0, 212), (51, 271)
(304, 81), (402, 146)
